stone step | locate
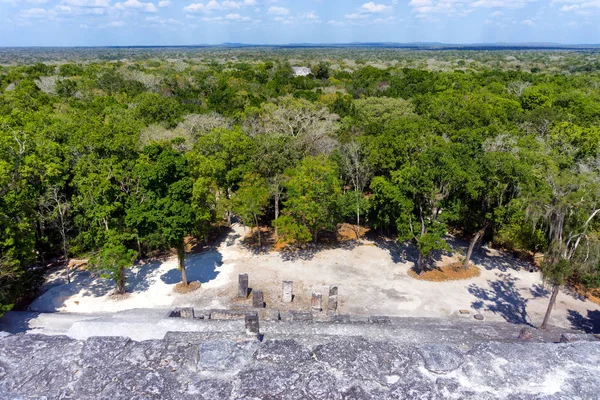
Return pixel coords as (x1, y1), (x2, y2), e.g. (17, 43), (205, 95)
(3, 308), (595, 344)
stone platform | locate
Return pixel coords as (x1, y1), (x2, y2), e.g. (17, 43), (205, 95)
(1, 330), (599, 399)
(1, 307), (600, 399)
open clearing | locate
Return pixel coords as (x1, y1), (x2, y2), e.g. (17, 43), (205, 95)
(24, 223), (600, 333)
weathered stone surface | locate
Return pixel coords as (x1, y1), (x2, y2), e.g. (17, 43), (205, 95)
(238, 273), (249, 298)
(327, 295), (338, 313)
(474, 313), (485, 321)
(331, 314), (351, 323)
(418, 345), (465, 373)
(518, 328), (533, 341)
(198, 339), (259, 371)
(282, 281), (293, 303)
(329, 285), (338, 297)
(368, 315), (391, 324)
(211, 309), (257, 320)
(1, 331), (600, 399)
(312, 292), (322, 312)
(285, 311), (313, 322)
(268, 309), (281, 321)
(252, 290), (264, 308)
(245, 314), (259, 336)
(172, 307), (194, 319)
(254, 339), (312, 364)
(559, 332), (599, 343)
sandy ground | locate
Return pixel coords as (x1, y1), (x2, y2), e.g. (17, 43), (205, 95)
(24, 223), (600, 332)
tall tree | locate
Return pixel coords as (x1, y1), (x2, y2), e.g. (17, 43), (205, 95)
(275, 156), (342, 244)
(527, 164), (600, 329)
(127, 144), (196, 286)
(233, 173), (270, 246)
(340, 141), (372, 239)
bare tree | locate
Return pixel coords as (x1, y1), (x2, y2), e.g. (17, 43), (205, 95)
(341, 141), (372, 239)
(527, 164), (600, 329)
(40, 186), (72, 283)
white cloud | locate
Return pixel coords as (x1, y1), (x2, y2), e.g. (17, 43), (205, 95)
(114, 0), (158, 12)
(268, 6), (289, 15)
(359, 2), (392, 13)
(225, 12), (251, 20)
(158, 0), (170, 7)
(184, 2), (205, 12)
(62, 0), (111, 6)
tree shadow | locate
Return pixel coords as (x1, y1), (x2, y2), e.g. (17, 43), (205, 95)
(160, 250), (223, 285)
(445, 236), (535, 272)
(27, 269), (116, 312)
(468, 273), (533, 326)
(127, 260), (164, 293)
(529, 284), (551, 298)
(372, 236), (419, 265)
(0, 311), (40, 334)
(567, 309), (600, 334)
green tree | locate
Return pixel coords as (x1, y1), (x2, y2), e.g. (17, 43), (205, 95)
(527, 164), (600, 329)
(233, 173), (270, 245)
(89, 232), (137, 295)
(275, 156), (341, 244)
(127, 144), (196, 286)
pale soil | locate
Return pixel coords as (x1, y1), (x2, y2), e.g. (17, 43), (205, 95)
(26, 223), (600, 331)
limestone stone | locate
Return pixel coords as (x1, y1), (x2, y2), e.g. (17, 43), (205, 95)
(327, 295), (338, 313)
(282, 281), (293, 303)
(328, 285), (338, 297)
(311, 292), (322, 312)
(245, 314), (260, 336)
(238, 274), (249, 298)
(518, 328), (533, 341)
(252, 290), (264, 308)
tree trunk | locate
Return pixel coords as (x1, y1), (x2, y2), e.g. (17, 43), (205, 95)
(463, 221), (489, 269)
(117, 266), (126, 295)
(177, 241), (188, 286)
(274, 189), (280, 239)
(540, 284), (560, 329)
(355, 202), (361, 240)
(63, 245), (70, 284)
(416, 251), (426, 275)
(254, 215), (261, 246)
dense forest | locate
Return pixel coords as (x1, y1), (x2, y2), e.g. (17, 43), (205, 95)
(1, 49), (600, 326)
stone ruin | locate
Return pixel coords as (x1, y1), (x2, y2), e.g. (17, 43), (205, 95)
(1, 312), (599, 399)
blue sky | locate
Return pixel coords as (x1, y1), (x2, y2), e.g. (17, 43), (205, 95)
(0, 0), (598, 46)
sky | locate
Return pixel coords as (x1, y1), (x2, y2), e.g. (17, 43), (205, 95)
(0, 0), (599, 46)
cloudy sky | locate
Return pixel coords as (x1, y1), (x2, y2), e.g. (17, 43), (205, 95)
(0, 0), (598, 46)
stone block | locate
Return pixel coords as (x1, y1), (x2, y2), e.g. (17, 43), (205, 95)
(286, 311), (313, 322)
(328, 295), (338, 313)
(268, 309), (281, 321)
(518, 328), (533, 341)
(329, 285), (338, 297)
(282, 281), (293, 303)
(211, 309), (257, 320)
(238, 274), (249, 298)
(245, 315), (260, 336)
(253, 290), (265, 308)
(311, 292), (322, 312)
(170, 307), (194, 318)
(560, 333), (600, 343)
(368, 316), (391, 324)
(331, 314), (351, 323)
(459, 309), (470, 315)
